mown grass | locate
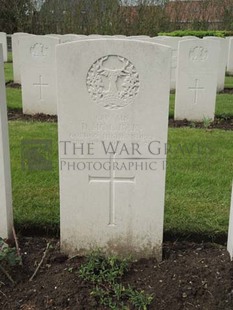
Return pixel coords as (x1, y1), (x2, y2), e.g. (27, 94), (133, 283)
(165, 128), (233, 236)
(6, 88), (22, 110)
(9, 121), (59, 231)
(4, 63), (13, 83)
(225, 76), (233, 88)
(9, 121), (233, 237)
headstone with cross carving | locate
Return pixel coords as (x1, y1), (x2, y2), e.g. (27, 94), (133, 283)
(203, 37), (228, 92)
(20, 35), (60, 115)
(227, 182), (233, 260)
(175, 39), (219, 121)
(57, 38), (171, 259)
(0, 44), (13, 239)
(0, 32), (8, 62)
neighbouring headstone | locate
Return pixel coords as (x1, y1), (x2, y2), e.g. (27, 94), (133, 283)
(203, 37), (228, 92)
(227, 38), (233, 75)
(0, 32), (8, 62)
(175, 39), (219, 121)
(20, 35), (60, 115)
(130, 35), (151, 39)
(12, 33), (30, 83)
(0, 44), (13, 239)
(57, 39), (171, 259)
(153, 36), (180, 90)
(227, 183), (233, 260)
(60, 34), (85, 43)
(181, 36), (198, 40)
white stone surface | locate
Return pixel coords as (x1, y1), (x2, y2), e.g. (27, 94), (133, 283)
(226, 37), (233, 70)
(227, 183), (233, 260)
(12, 33), (30, 83)
(181, 36), (198, 40)
(175, 39), (219, 121)
(129, 35), (151, 39)
(153, 37), (180, 90)
(60, 34), (85, 43)
(0, 32), (7, 62)
(203, 37), (228, 91)
(0, 45), (13, 239)
(57, 39), (171, 259)
(227, 38), (233, 75)
(20, 35), (60, 115)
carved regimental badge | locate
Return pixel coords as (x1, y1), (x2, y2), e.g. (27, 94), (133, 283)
(86, 55), (140, 110)
(189, 46), (208, 62)
(30, 43), (48, 57)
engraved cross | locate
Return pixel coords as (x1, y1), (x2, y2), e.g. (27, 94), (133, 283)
(89, 155), (135, 226)
(33, 75), (48, 101)
(189, 79), (204, 104)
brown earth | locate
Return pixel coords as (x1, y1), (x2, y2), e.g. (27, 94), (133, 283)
(0, 237), (233, 310)
(220, 88), (233, 94)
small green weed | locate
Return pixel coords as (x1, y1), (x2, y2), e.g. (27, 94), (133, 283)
(79, 251), (153, 309)
(202, 116), (212, 129)
(0, 237), (22, 284)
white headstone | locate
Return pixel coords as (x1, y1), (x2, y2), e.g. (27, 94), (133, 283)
(12, 33), (31, 83)
(114, 35), (127, 38)
(203, 37), (228, 92)
(0, 44), (13, 239)
(129, 36), (151, 39)
(0, 32), (8, 62)
(226, 37), (233, 70)
(20, 35), (60, 115)
(60, 34), (85, 43)
(57, 39), (171, 259)
(181, 36), (198, 40)
(175, 39), (219, 121)
(227, 183), (233, 260)
(227, 38), (233, 75)
(153, 37), (180, 90)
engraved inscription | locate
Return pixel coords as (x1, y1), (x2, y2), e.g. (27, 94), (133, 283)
(189, 46), (208, 62)
(89, 155), (135, 226)
(189, 79), (204, 104)
(86, 55), (140, 110)
(30, 43), (48, 57)
(33, 75), (48, 101)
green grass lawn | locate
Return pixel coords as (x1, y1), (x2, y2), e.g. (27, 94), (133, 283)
(9, 121), (233, 238)
(4, 62), (13, 82)
(6, 88), (22, 110)
(225, 76), (233, 88)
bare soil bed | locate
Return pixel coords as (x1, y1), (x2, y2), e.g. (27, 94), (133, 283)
(1, 237), (233, 310)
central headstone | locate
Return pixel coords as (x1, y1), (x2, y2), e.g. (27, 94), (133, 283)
(57, 39), (171, 259)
